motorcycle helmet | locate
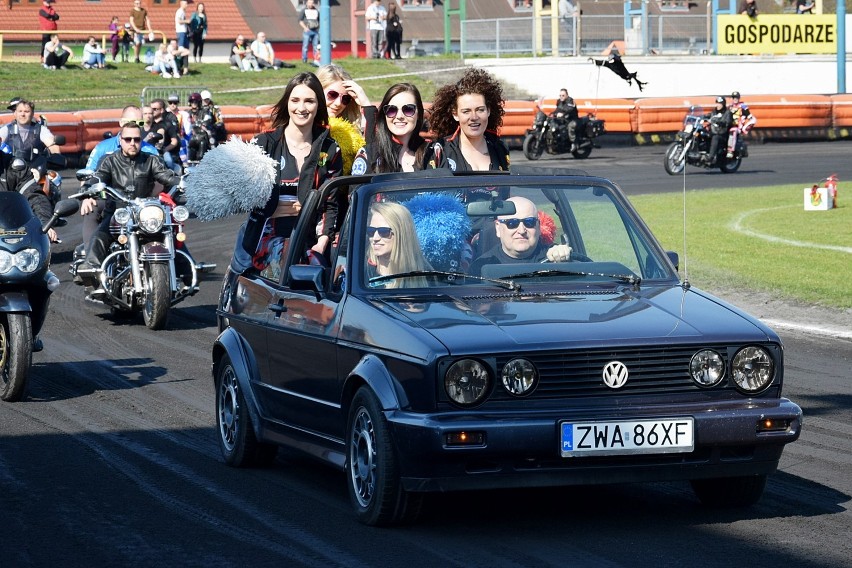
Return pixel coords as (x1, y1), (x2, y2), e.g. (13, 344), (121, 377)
(7, 96), (22, 111)
(188, 92), (202, 104)
(731, 91), (741, 99)
(715, 96), (726, 105)
(200, 90), (212, 102)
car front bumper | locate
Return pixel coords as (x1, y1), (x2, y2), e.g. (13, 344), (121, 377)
(388, 398), (803, 493)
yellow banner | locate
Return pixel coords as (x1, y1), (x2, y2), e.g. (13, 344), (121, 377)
(717, 14), (837, 54)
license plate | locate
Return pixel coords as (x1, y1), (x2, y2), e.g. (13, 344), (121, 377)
(560, 418), (694, 457)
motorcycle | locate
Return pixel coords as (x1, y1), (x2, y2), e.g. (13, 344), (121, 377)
(68, 171), (214, 330)
(664, 105), (748, 175)
(0, 193), (78, 401)
(522, 105), (605, 161)
(1, 134), (67, 224)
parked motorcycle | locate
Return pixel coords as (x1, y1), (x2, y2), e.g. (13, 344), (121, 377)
(523, 106), (605, 160)
(664, 106), (748, 175)
(0, 193), (78, 401)
(68, 171), (212, 330)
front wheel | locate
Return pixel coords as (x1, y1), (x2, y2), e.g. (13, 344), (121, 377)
(522, 132), (544, 160)
(690, 475), (766, 508)
(0, 313), (33, 402)
(347, 387), (423, 526)
(215, 354), (278, 467)
(664, 142), (686, 175)
(142, 262), (171, 330)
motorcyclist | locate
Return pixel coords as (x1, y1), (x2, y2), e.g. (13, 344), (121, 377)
(727, 91), (757, 158)
(187, 90), (226, 161)
(77, 122), (179, 280)
(552, 88), (579, 152)
(704, 96), (732, 166)
(0, 98), (61, 242)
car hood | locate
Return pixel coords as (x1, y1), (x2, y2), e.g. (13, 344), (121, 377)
(381, 285), (775, 353)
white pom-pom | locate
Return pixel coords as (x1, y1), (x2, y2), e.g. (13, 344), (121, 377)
(185, 135), (277, 221)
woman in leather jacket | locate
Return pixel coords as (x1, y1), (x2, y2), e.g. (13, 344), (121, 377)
(82, 123), (179, 268)
(424, 67), (510, 172)
(237, 72), (343, 273)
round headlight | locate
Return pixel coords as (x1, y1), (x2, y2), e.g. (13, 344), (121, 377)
(15, 249), (41, 273)
(172, 205), (190, 223)
(501, 358), (537, 396)
(689, 349), (725, 387)
(0, 250), (12, 273)
(445, 359), (491, 406)
(139, 205), (165, 233)
(113, 207), (131, 226)
(731, 346), (775, 393)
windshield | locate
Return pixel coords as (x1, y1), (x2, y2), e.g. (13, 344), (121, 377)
(355, 179), (675, 291)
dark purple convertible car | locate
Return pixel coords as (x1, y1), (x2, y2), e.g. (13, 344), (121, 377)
(212, 169), (802, 526)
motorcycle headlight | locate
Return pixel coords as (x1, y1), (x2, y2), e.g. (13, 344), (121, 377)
(114, 208), (132, 225)
(731, 346), (775, 394)
(14, 248), (41, 273)
(139, 205), (165, 233)
(445, 359), (491, 406)
(0, 250), (12, 273)
(172, 205), (190, 223)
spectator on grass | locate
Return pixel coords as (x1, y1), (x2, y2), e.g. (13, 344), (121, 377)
(43, 34), (73, 69)
(251, 31), (291, 70)
(38, 0), (59, 63)
(300, 0), (320, 65)
(189, 2), (208, 63)
(83, 36), (107, 69)
(130, 0), (152, 63)
(175, 0), (191, 49)
(109, 16), (121, 62)
(231, 35), (260, 71)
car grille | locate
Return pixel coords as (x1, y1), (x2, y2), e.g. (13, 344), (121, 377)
(492, 344), (734, 400)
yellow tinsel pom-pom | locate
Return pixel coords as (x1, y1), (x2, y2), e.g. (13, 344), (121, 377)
(329, 116), (366, 175)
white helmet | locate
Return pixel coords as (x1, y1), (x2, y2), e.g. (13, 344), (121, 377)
(200, 90), (212, 101)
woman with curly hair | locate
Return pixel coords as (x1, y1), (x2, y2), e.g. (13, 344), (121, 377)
(424, 67), (510, 172)
(352, 83), (429, 174)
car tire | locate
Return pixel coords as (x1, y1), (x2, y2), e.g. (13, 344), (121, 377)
(215, 354), (277, 467)
(690, 474), (767, 508)
(346, 386), (423, 526)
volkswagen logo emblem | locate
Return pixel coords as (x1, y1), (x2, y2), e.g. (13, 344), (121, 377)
(602, 361), (629, 389)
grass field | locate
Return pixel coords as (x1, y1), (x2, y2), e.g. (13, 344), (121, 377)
(0, 58), (441, 111)
(629, 185), (851, 309)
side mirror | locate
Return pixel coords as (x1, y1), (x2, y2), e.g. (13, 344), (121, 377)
(76, 169), (94, 182)
(666, 251), (680, 272)
(53, 134), (66, 146)
(288, 264), (326, 301)
(43, 199), (80, 234)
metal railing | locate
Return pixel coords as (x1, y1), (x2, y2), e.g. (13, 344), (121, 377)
(460, 13), (712, 58)
(0, 30), (167, 62)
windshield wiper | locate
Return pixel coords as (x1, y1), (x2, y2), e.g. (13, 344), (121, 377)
(500, 268), (642, 289)
(369, 270), (521, 292)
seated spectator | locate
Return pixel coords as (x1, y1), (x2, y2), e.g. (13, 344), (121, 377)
(150, 43), (180, 78)
(82, 36), (107, 69)
(250, 32), (292, 70)
(168, 39), (191, 76)
(469, 196), (572, 275)
(230, 34), (259, 71)
(366, 201), (432, 289)
(43, 34), (73, 69)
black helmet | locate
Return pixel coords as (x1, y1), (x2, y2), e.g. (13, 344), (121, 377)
(731, 91), (741, 99)
(715, 96), (726, 105)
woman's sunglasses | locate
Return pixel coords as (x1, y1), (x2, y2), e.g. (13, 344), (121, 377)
(498, 217), (538, 230)
(367, 226), (394, 239)
(383, 104), (417, 119)
(326, 90), (353, 105)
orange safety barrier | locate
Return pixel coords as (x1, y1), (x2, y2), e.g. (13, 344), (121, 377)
(14, 95), (851, 161)
(830, 94), (852, 127)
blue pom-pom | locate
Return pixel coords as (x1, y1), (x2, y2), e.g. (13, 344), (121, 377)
(404, 193), (471, 272)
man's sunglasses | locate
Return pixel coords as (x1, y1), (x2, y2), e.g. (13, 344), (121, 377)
(119, 119), (145, 127)
(326, 90), (353, 105)
(498, 217), (538, 230)
(121, 136), (142, 143)
(383, 104), (417, 118)
(366, 226), (394, 239)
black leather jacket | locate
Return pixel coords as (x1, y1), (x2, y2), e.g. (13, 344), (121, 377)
(94, 151), (178, 216)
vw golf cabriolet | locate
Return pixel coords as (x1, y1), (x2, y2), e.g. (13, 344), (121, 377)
(212, 169), (802, 526)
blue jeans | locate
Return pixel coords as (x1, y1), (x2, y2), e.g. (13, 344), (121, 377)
(302, 29), (318, 61)
(177, 31), (189, 49)
(85, 53), (105, 67)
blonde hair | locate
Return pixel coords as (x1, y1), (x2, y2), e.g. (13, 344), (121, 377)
(315, 63), (362, 126)
(368, 201), (432, 288)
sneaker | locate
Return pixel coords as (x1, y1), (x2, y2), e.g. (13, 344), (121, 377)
(82, 63), (91, 69)
(162, 72), (171, 78)
(135, 57), (141, 63)
(726, 151), (734, 159)
(231, 65), (239, 70)
(172, 71), (181, 78)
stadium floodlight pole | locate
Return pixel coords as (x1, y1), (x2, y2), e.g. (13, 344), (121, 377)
(320, 0), (331, 65)
(839, 1), (846, 93)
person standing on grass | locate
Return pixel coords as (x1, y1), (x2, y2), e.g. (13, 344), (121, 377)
(300, 0), (320, 66)
(38, 0), (59, 63)
(365, 0), (387, 59)
(175, 0), (191, 50)
(130, 0), (152, 64)
(189, 2), (208, 63)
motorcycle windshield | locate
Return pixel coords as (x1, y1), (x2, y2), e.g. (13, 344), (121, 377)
(0, 192), (37, 230)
